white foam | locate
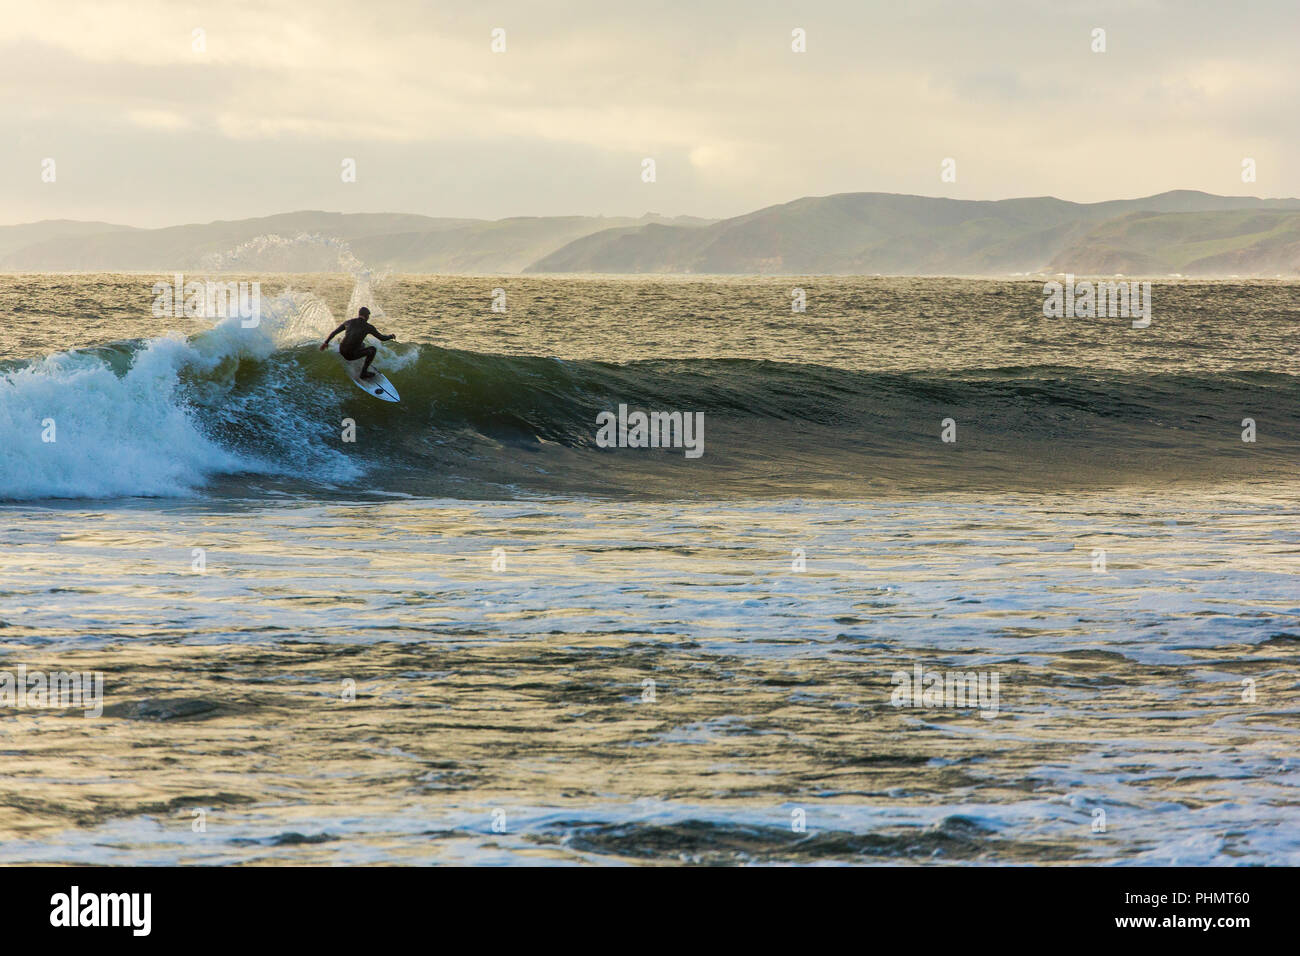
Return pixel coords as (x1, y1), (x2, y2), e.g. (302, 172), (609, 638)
(0, 298), (327, 501)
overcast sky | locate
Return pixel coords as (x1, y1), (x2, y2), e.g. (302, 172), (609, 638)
(4, 0), (1298, 226)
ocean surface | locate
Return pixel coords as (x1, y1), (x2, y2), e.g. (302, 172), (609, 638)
(1, 271), (1297, 864)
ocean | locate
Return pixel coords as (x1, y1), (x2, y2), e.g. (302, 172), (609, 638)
(0, 272), (1297, 864)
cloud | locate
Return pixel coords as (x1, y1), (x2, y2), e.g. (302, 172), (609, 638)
(2, 0), (1299, 225)
(125, 108), (193, 130)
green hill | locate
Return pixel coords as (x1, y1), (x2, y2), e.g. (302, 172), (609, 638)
(1050, 209), (1300, 274)
(527, 191), (1300, 275)
(5, 191), (1300, 275)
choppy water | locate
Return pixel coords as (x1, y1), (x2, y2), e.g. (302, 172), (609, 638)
(0, 273), (1297, 864)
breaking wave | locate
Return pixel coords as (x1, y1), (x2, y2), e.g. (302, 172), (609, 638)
(2, 299), (1297, 500)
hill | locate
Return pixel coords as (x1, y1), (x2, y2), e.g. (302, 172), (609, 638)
(527, 191), (1300, 275)
(6, 191), (1300, 275)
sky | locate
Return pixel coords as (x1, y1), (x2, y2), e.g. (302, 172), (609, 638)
(3, 0), (1299, 227)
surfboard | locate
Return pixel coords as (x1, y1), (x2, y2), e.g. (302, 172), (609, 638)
(342, 358), (400, 403)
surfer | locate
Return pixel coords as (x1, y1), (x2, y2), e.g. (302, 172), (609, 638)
(319, 307), (396, 379)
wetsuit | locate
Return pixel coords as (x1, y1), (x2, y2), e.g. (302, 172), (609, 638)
(324, 317), (393, 377)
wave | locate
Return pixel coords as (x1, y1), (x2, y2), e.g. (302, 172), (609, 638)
(3, 310), (1297, 500)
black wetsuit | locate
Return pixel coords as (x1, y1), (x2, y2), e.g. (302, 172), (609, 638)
(325, 317), (393, 376)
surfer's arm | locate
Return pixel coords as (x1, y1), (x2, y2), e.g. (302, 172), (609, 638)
(319, 323), (347, 349)
(365, 323), (396, 342)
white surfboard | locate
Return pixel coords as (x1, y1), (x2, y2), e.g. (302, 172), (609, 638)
(343, 358), (400, 403)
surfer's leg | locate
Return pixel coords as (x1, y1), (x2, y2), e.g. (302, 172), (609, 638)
(359, 346), (377, 378)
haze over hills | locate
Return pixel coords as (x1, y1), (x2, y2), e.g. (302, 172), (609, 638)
(1048, 209), (1300, 276)
(0, 220), (141, 259)
(527, 191), (1300, 275)
(0, 211), (713, 274)
(4, 191), (1300, 276)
